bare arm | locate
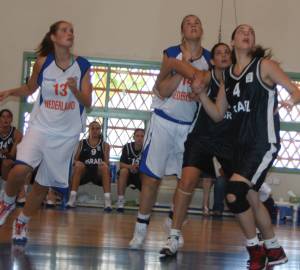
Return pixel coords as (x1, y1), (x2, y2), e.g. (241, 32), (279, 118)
(6, 128), (22, 159)
(120, 161), (133, 170)
(192, 74), (229, 122)
(74, 140), (83, 161)
(0, 57), (45, 101)
(261, 59), (300, 104)
(103, 142), (110, 165)
(67, 69), (93, 107)
(155, 54), (183, 98)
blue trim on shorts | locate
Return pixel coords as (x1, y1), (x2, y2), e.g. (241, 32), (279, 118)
(154, 109), (192, 125)
(14, 160), (33, 169)
(139, 144), (161, 180)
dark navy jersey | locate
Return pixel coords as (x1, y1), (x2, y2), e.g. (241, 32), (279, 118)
(189, 69), (232, 140)
(79, 139), (105, 167)
(120, 142), (142, 166)
(224, 57), (280, 145)
(0, 127), (15, 159)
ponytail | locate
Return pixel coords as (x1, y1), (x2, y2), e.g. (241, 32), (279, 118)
(36, 20), (68, 57)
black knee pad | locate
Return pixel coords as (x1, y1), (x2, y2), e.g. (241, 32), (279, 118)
(225, 181), (250, 214)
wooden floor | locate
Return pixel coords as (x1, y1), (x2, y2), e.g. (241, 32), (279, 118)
(0, 207), (299, 270)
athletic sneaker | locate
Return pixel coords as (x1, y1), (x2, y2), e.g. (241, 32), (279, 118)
(246, 245), (267, 270)
(129, 222), (147, 249)
(12, 219), (28, 245)
(160, 235), (180, 257)
(66, 198), (76, 208)
(116, 198), (125, 213)
(104, 197), (112, 213)
(163, 217), (184, 247)
(16, 196), (26, 206)
(265, 246), (288, 266)
(0, 201), (16, 226)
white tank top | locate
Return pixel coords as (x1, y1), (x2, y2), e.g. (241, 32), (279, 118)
(152, 45), (211, 123)
(29, 54), (90, 136)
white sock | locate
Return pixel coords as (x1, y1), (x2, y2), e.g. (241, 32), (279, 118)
(68, 191), (77, 203)
(24, 185), (29, 193)
(264, 237), (280, 249)
(137, 212), (150, 221)
(170, 229), (181, 237)
(4, 193), (16, 205)
(18, 212), (30, 224)
(118, 195), (124, 203)
(246, 236), (260, 247)
(104, 193), (111, 207)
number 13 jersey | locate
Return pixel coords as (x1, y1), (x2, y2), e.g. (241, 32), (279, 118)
(30, 53), (91, 136)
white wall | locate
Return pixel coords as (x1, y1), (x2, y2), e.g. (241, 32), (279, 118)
(0, 0), (300, 200)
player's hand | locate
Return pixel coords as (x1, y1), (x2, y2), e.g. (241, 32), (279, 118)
(188, 92), (200, 101)
(277, 99), (294, 113)
(130, 164), (139, 173)
(66, 77), (78, 92)
(191, 71), (207, 95)
(0, 90), (11, 102)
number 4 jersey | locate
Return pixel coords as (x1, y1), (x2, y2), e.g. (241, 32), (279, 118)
(29, 53), (91, 136)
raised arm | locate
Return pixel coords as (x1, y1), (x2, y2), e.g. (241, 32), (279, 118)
(0, 57), (45, 101)
(193, 75), (228, 122)
(154, 54), (184, 98)
(261, 59), (300, 104)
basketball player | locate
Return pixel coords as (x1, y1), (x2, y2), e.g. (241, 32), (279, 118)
(116, 128), (145, 212)
(165, 25), (300, 269)
(67, 121), (112, 211)
(161, 42), (233, 254)
(0, 109), (31, 204)
(129, 14), (211, 249)
(0, 109), (23, 196)
(0, 20), (92, 245)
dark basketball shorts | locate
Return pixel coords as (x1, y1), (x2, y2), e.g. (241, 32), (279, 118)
(117, 169), (141, 191)
(233, 143), (280, 191)
(183, 135), (233, 178)
(80, 166), (103, 186)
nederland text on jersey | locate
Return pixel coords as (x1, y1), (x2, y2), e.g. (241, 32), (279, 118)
(44, 99), (76, 111)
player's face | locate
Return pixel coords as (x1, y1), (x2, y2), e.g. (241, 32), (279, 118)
(0, 112), (12, 128)
(52, 22), (74, 48)
(181, 16), (203, 41)
(89, 123), (101, 138)
(134, 131), (144, 146)
(212, 45), (231, 69)
(231, 24), (255, 51)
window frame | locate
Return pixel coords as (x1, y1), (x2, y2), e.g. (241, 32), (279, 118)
(19, 52), (300, 172)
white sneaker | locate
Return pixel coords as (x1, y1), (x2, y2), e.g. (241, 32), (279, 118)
(66, 198), (76, 208)
(160, 235), (180, 257)
(104, 198), (112, 212)
(0, 201), (16, 226)
(117, 199), (125, 213)
(12, 219), (28, 244)
(163, 217), (184, 247)
(129, 222), (147, 249)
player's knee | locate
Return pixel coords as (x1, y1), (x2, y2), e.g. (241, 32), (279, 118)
(225, 181), (250, 214)
(178, 177), (198, 193)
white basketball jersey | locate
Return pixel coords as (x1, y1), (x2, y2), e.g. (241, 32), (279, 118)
(152, 45), (211, 123)
(29, 54), (90, 136)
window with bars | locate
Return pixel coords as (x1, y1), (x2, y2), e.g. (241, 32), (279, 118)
(19, 53), (300, 172)
(19, 53), (160, 160)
